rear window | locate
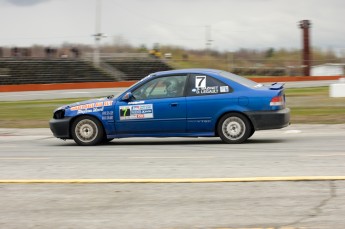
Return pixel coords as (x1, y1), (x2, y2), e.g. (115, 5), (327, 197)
(186, 74), (233, 96)
(219, 71), (260, 88)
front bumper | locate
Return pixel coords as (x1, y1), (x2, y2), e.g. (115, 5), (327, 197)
(245, 108), (290, 131)
(49, 117), (73, 139)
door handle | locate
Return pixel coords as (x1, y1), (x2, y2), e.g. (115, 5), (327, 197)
(170, 103), (178, 107)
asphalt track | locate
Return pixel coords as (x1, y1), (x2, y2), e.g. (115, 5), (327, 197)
(1, 124), (345, 228)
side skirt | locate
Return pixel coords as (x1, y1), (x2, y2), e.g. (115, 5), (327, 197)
(107, 132), (215, 139)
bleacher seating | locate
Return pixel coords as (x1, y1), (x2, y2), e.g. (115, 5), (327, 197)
(232, 67), (287, 76)
(0, 58), (173, 85)
(105, 59), (173, 81)
(0, 59), (114, 85)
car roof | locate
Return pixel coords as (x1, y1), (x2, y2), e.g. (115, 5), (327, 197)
(153, 68), (223, 76)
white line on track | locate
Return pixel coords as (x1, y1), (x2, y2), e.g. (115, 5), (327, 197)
(0, 157), (49, 160)
(302, 154), (345, 157)
(129, 156), (215, 159)
(1, 176), (345, 184)
(284, 130), (302, 134)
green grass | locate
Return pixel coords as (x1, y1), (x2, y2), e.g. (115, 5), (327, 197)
(291, 107), (345, 124)
(0, 87), (344, 128)
(1, 98), (89, 119)
(0, 98), (91, 128)
(285, 87), (329, 96)
(285, 87), (345, 123)
(291, 107), (345, 115)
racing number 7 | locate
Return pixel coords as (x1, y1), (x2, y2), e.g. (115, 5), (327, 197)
(195, 76), (206, 88)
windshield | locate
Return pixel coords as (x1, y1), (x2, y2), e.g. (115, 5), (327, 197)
(219, 71), (261, 88)
(124, 74), (153, 93)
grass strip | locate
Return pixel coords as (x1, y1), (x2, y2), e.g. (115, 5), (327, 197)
(1, 87), (344, 128)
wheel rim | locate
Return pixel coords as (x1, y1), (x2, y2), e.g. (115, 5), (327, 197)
(222, 116), (246, 141)
(75, 119), (98, 143)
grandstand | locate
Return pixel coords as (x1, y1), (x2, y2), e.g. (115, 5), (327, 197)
(232, 67), (287, 76)
(105, 59), (173, 81)
(0, 59), (115, 85)
(0, 57), (172, 85)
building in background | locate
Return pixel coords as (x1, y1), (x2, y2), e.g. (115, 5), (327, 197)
(311, 63), (345, 76)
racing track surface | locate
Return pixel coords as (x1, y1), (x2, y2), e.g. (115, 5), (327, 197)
(1, 124), (345, 228)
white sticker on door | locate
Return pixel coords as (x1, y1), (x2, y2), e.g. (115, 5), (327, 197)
(195, 75), (206, 88)
(119, 104), (154, 120)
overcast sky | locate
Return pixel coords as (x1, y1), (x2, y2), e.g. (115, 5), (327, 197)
(0, 0), (344, 53)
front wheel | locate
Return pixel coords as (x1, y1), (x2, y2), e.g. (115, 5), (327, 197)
(71, 116), (104, 146)
(102, 138), (114, 144)
(217, 113), (252, 144)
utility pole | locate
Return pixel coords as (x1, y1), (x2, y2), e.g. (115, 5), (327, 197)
(299, 20), (312, 76)
(93, 0), (103, 66)
(205, 25), (213, 52)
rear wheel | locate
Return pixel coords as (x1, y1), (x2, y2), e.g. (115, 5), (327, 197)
(217, 113), (252, 144)
(71, 116), (104, 146)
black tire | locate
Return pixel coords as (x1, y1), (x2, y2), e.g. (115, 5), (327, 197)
(102, 138), (114, 144)
(248, 129), (255, 139)
(217, 113), (252, 144)
(71, 116), (104, 146)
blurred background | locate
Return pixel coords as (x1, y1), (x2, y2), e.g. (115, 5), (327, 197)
(0, 0), (345, 127)
(1, 0), (345, 79)
(1, 2), (345, 228)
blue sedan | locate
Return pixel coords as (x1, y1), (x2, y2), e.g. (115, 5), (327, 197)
(49, 69), (290, 145)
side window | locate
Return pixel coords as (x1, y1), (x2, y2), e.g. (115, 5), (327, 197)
(132, 75), (187, 100)
(186, 74), (233, 96)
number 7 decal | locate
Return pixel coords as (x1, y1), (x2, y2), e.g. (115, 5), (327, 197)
(195, 76), (206, 88)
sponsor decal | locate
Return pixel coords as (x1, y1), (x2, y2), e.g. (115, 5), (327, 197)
(70, 101), (113, 111)
(132, 104), (152, 110)
(120, 104), (154, 120)
(77, 109), (92, 114)
(128, 101), (145, 105)
(102, 111), (114, 120)
(195, 86), (219, 94)
(220, 86), (229, 93)
(188, 120), (211, 123)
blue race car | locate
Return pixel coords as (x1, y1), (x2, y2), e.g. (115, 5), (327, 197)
(49, 69), (290, 145)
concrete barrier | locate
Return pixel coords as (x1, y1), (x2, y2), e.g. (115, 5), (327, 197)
(0, 81), (136, 92)
(330, 78), (345, 97)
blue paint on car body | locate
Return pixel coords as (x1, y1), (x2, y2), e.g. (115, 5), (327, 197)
(49, 69), (290, 145)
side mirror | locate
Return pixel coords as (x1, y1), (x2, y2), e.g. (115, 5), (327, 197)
(122, 92), (133, 101)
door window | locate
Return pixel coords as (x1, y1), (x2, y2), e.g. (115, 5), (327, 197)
(132, 75), (187, 100)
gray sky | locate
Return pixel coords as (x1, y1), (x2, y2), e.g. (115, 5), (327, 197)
(0, 0), (344, 53)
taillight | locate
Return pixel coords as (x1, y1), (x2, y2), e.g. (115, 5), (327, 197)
(270, 95), (284, 106)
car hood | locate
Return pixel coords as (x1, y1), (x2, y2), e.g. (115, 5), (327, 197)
(56, 96), (115, 112)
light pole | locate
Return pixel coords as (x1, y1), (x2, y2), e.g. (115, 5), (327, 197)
(93, 0), (104, 66)
(205, 25), (213, 52)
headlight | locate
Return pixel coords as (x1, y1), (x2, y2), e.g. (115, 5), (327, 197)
(53, 109), (65, 119)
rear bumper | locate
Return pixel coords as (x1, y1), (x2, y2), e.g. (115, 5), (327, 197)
(49, 117), (73, 139)
(245, 108), (290, 130)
